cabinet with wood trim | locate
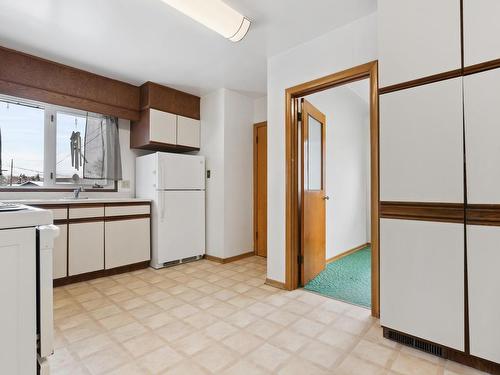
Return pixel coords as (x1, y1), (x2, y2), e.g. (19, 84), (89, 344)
(378, 0), (461, 88)
(131, 81), (201, 152)
(30, 202), (151, 285)
(463, 0), (500, 68)
(380, 78), (464, 203)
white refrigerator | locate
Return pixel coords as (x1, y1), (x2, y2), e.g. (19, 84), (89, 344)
(136, 152), (205, 268)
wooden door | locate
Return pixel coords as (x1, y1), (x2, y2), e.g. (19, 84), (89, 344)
(300, 100), (326, 284)
(254, 122), (267, 257)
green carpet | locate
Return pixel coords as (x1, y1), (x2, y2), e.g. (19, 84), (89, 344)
(305, 246), (371, 308)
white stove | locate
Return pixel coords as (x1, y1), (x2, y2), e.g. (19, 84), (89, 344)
(0, 204), (58, 375)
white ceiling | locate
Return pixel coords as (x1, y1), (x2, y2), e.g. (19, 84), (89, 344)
(0, 0), (376, 97)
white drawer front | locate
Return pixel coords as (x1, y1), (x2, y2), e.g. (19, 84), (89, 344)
(105, 205), (150, 217)
(49, 208), (67, 220)
(69, 206), (104, 219)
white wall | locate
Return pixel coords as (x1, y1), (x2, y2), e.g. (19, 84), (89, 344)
(200, 89), (226, 258)
(200, 89), (255, 259)
(254, 96), (267, 123)
(0, 118), (141, 200)
(267, 13), (377, 283)
(307, 83), (370, 260)
(224, 90), (254, 257)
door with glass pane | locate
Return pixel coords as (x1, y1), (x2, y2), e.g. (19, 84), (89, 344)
(300, 99), (327, 285)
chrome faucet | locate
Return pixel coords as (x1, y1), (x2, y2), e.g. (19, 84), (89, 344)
(73, 186), (84, 199)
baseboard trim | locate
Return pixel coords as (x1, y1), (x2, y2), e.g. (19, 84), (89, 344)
(383, 327), (500, 375)
(265, 278), (287, 290)
(326, 242), (370, 264)
(205, 251), (254, 264)
(53, 261), (150, 287)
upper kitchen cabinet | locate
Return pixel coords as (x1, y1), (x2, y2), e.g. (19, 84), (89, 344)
(378, 0), (462, 88)
(463, 0), (500, 68)
(131, 82), (201, 152)
(380, 78), (464, 203)
(464, 68), (500, 204)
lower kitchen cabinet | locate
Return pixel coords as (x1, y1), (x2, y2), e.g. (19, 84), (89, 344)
(53, 224), (67, 279)
(467, 225), (500, 363)
(105, 218), (150, 269)
(380, 218), (464, 351)
(68, 221), (104, 276)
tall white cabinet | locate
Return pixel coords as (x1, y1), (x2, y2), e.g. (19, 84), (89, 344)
(379, 0), (500, 371)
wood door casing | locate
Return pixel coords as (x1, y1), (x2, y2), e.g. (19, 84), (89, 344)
(254, 122), (268, 257)
(300, 100), (326, 285)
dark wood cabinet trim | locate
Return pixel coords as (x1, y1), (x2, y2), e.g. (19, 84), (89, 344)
(69, 217), (105, 224)
(463, 58), (500, 76)
(53, 261), (150, 287)
(140, 82), (200, 119)
(466, 205), (500, 226)
(380, 201), (465, 223)
(105, 214), (150, 222)
(379, 69), (463, 95)
(104, 202), (151, 207)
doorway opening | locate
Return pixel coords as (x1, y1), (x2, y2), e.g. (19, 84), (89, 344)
(254, 121), (268, 258)
(284, 61), (380, 317)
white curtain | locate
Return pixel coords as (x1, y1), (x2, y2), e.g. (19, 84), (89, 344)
(83, 116), (122, 180)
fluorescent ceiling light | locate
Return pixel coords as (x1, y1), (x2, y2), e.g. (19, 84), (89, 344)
(160, 0), (251, 42)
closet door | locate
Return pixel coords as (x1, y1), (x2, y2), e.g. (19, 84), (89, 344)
(467, 225), (500, 363)
(380, 78), (464, 203)
(464, 68), (500, 203)
(380, 219), (464, 351)
(378, 0), (461, 87)
(463, 0), (500, 67)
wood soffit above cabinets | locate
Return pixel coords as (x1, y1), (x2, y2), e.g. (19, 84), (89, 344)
(0, 46), (200, 121)
(380, 201), (465, 223)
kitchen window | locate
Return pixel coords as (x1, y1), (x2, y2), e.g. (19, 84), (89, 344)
(0, 95), (118, 190)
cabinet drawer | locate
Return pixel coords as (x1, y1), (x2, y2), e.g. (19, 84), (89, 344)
(150, 109), (177, 145)
(105, 205), (150, 217)
(105, 218), (150, 269)
(53, 224), (67, 279)
(177, 116), (200, 148)
(380, 78), (464, 203)
(68, 222), (104, 276)
(49, 208), (68, 221)
(380, 219), (464, 350)
(69, 206), (104, 219)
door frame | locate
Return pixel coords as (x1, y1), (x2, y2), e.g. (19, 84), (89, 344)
(284, 61), (380, 317)
(253, 121), (267, 256)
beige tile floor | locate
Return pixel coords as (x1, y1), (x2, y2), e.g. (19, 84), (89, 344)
(50, 256), (487, 375)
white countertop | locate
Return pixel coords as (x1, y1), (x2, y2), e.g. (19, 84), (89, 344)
(1, 198), (151, 205)
(0, 205), (53, 229)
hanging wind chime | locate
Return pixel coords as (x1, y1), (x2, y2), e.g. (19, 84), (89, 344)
(70, 117), (84, 171)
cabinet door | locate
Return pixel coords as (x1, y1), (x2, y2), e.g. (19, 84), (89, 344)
(149, 108), (177, 145)
(177, 115), (200, 148)
(0, 228), (37, 375)
(380, 78), (464, 203)
(53, 224), (67, 279)
(105, 218), (150, 269)
(378, 0), (461, 87)
(380, 219), (464, 350)
(463, 0), (500, 67)
(467, 225), (500, 363)
(68, 222), (104, 276)
(464, 68), (500, 204)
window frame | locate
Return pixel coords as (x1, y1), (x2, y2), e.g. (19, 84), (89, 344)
(0, 94), (118, 192)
